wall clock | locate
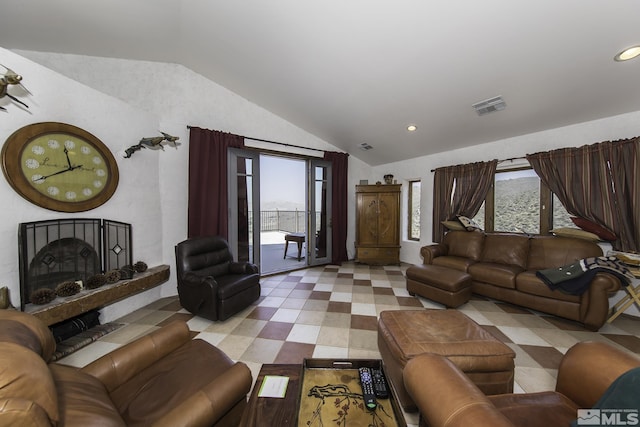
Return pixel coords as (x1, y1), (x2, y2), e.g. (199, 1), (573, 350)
(1, 122), (119, 212)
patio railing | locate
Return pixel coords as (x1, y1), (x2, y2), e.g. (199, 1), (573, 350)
(251, 210), (318, 233)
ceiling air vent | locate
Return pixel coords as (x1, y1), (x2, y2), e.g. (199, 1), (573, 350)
(359, 142), (373, 151)
(472, 96), (506, 116)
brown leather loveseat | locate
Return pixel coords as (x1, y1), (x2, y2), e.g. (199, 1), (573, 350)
(404, 340), (640, 427)
(413, 231), (622, 330)
(0, 309), (252, 426)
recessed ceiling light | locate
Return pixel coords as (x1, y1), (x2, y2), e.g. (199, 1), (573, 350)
(614, 45), (640, 61)
(407, 125), (417, 132)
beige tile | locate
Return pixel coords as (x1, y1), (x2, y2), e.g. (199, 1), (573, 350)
(514, 366), (557, 393)
(297, 310), (326, 326)
(313, 345), (349, 358)
(317, 326), (350, 347)
(232, 319), (267, 338)
(287, 324), (321, 344)
(349, 329), (378, 351)
(322, 312), (351, 328)
(241, 338), (283, 363)
(216, 335), (255, 360)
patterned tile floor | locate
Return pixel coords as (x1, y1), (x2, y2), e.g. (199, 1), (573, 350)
(58, 262), (640, 427)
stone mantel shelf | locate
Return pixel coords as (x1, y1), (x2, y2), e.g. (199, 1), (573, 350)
(25, 264), (170, 326)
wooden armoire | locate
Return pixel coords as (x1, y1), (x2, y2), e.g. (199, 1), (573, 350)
(355, 184), (401, 265)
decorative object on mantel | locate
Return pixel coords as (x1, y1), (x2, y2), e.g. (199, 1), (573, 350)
(86, 274), (107, 290)
(134, 261), (148, 273)
(383, 174), (394, 184)
(1, 122), (119, 212)
(30, 288), (56, 305)
(105, 269), (121, 284)
(55, 281), (81, 297)
(123, 131), (180, 158)
(119, 264), (136, 280)
(0, 64), (30, 111)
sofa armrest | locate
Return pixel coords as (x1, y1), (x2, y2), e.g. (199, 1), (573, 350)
(403, 353), (514, 427)
(229, 262), (259, 274)
(151, 362), (252, 427)
(556, 341), (640, 409)
(580, 273), (622, 330)
(82, 321), (191, 391)
(420, 244), (447, 264)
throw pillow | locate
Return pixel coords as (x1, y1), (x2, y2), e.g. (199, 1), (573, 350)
(570, 217), (617, 241)
(441, 220), (466, 231)
(456, 215), (482, 231)
(551, 227), (600, 242)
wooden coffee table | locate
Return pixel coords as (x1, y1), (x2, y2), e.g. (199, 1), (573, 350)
(239, 364), (301, 427)
(239, 360), (406, 427)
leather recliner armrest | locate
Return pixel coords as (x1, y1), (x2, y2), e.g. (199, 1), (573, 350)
(403, 353), (514, 427)
(556, 341), (640, 409)
(420, 244), (447, 264)
(151, 362), (253, 427)
(229, 262), (259, 274)
(81, 321), (192, 391)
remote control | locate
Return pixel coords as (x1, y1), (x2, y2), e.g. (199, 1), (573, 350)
(371, 368), (390, 399)
(358, 367), (377, 410)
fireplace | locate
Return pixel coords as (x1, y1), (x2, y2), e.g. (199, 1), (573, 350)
(18, 218), (132, 311)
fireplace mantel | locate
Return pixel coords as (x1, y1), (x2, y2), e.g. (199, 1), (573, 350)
(25, 264), (170, 326)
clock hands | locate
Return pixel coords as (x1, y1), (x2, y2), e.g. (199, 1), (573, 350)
(34, 164), (83, 182)
(64, 147), (72, 168)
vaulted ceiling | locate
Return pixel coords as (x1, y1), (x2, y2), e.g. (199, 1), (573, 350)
(2, 1), (640, 165)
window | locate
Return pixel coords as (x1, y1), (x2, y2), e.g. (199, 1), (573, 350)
(472, 166), (571, 234)
(408, 180), (421, 240)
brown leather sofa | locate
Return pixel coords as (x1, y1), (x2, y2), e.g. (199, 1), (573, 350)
(0, 309), (253, 426)
(413, 231), (622, 330)
(404, 340), (640, 427)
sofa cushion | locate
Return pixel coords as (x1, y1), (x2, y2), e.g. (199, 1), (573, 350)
(527, 236), (603, 271)
(516, 271), (580, 302)
(50, 364), (125, 427)
(444, 230), (485, 261)
(433, 255), (476, 272)
(110, 338), (239, 426)
(481, 234), (530, 269)
(469, 262), (523, 289)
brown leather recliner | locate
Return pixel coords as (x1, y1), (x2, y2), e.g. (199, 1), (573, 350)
(175, 236), (261, 321)
(0, 309), (253, 426)
(403, 340), (640, 427)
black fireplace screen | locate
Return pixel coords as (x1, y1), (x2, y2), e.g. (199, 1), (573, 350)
(18, 218), (132, 310)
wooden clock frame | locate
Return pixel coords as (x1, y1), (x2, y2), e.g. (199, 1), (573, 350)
(1, 122), (119, 212)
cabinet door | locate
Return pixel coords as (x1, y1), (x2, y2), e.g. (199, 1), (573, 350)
(358, 193), (380, 246)
(377, 192), (399, 245)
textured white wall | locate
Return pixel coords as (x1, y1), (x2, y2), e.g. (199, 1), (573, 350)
(0, 48), (163, 321)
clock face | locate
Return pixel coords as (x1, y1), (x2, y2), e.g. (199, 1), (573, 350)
(2, 122), (119, 212)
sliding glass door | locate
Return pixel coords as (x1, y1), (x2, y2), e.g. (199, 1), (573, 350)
(228, 149), (332, 273)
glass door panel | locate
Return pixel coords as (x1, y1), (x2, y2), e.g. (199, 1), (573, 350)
(309, 160), (331, 265)
(228, 148), (260, 267)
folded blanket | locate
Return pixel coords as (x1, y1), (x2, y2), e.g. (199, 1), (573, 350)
(537, 256), (634, 295)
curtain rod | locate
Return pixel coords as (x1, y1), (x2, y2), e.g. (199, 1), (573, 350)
(430, 156), (527, 172)
(187, 125), (326, 153)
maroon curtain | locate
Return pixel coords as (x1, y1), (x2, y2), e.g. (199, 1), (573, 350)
(187, 127), (244, 239)
(526, 138), (639, 252)
(432, 160), (497, 242)
(324, 151), (349, 264)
